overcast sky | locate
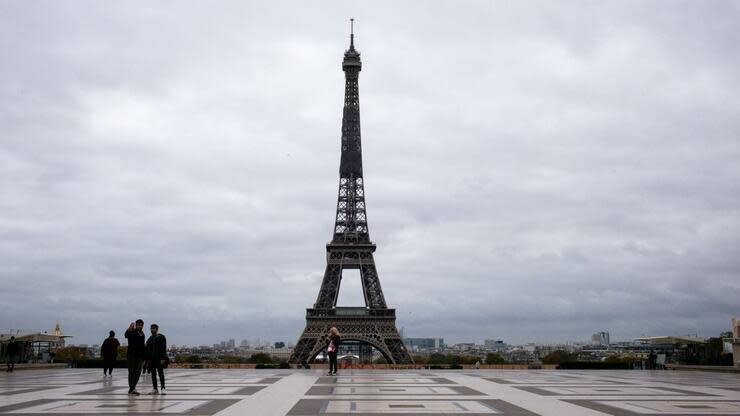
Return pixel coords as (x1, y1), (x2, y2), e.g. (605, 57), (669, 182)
(1, 1), (739, 347)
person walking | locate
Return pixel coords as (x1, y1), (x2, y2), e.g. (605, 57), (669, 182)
(647, 350), (657, 370)
(326, 327), (341, 376)
(5, 336), (19, 372)
(101, 331), (120, 377)
(125, 319), (146, 395)
(145, 324), (167, 395)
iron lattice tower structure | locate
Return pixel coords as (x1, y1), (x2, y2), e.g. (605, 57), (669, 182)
(289, 22), (413, 365)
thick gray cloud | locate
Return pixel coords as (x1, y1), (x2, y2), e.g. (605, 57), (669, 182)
(1, 1), (739, 346)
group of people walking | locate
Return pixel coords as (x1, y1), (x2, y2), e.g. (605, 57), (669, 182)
(101, 319), (168, 396)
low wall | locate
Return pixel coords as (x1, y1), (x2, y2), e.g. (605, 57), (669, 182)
(168, 363), (557, 370)
(461, 364), (558, 370)
(8, 363), (67, 371)
(666, 364), (740, 373)
(169, 363), (261, 369)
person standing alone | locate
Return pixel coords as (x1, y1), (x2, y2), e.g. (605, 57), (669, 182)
(145, 324), (167, 395)
(5, 336), (19, 372)
(101, 331), (120, 377)
(326, 327), (341, 376)
(125, 320), (146, 395)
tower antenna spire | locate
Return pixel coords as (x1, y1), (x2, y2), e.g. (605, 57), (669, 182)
(350, 18), (355, 49)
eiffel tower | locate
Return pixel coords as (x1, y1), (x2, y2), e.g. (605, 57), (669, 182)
(289, 22), (413, 366)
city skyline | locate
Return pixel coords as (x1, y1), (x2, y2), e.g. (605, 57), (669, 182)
(2, 2), (739, 347)
(0, 320), (724, 349)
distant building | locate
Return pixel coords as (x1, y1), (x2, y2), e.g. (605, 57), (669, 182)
(245, 346), (291, 361)
(484, 339), (507, 351)
(591, 331), (610, 346)
(227, 339), (236, 349)
(633, 335), (703, 345)
(404, 338), (444, 352)
(1, 322), (72, 363)
(452, 343), (475, 352)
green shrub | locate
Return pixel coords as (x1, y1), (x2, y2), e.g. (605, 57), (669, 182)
(426, 364), (463, 370)
(427, 353), (447, 364)
(249, 353), (274, 364)
(445, 354), (463, 365)
(221, 355), (249, 364)
(411, 355), (428, 364)
(74, 359), (127, 368)
(542, 350), (576, 364)
(558, 361), (631, 370)
(174, 355), (202, 364)
(485, 353), (506, 364)
(54, 347), (85, 363)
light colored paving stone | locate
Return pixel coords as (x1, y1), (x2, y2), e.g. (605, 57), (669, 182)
(324, 399), (498, 413)
(7, 399), (215, 414)
(0, 369), (738, 415)
(564, 399), (740, 415)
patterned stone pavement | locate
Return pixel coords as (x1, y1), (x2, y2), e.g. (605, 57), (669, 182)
(0, 368), (738, 415)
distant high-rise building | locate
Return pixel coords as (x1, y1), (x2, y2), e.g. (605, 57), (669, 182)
(227, 339), (236, 349)
(240, 339), (249, 348)
(591, 331), (610, 346)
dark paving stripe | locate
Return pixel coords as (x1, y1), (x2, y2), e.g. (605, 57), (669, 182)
(305, 385), (484, 396)
(0, 398), (240, 415)
(257, 377), (283, 384)
(514, 385), (718, 396)
(563, 399), (740, 416)
(287, 399), (541, 415)
(483, 377), (634, 385)
(0, 386), (67, 395)
(314, 376), (455, 385)
(71, 385), (266, 395)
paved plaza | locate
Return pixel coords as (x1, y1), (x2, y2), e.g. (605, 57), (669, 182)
(0, 369), (739, 415)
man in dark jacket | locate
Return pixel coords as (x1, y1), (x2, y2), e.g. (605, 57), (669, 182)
(125, 319), (146, 395)
(101, 331), (120, 377)
(145, 324), (167, 395)
(648, 350), (657, 370)
(5, 336), (19, 372)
